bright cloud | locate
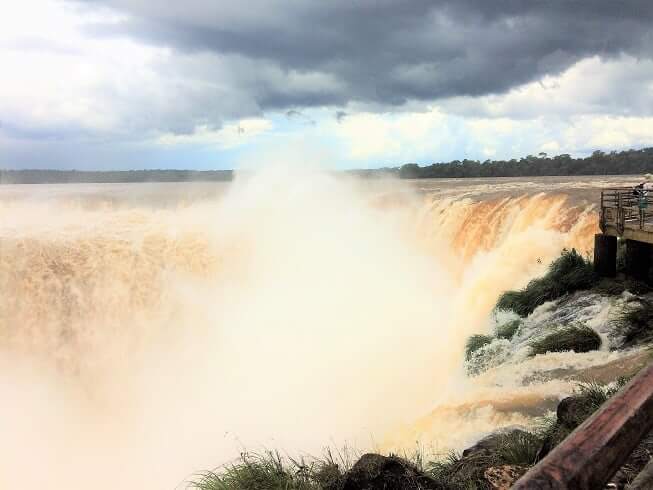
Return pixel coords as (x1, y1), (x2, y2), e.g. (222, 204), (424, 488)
(0, 0), (166, 137)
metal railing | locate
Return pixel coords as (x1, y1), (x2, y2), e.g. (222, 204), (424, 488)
(513, 362), (653, 489)
(600, 187), (653, 234)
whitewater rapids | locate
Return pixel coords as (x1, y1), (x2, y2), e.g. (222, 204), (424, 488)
(0, 167), (634, 489)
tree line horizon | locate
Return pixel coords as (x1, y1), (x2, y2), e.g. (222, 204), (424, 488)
(1, 147), (652, 184)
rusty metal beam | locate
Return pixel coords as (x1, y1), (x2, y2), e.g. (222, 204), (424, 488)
(513, 362), (653, 489)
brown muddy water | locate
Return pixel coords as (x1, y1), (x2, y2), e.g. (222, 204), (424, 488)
(0, 171), (643, 488)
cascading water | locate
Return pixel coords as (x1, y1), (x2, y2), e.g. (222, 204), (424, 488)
(0, 167), (632, 489)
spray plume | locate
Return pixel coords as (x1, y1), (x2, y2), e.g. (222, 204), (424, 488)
(0, 165), (597, 488)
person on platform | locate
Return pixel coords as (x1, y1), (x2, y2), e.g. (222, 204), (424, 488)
(644, 174), (653, 192)
(635, 175), (653, 227)
(633, 175), (653, 197)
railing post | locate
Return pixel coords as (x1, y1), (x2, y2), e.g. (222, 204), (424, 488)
(600, 191), (605, 233)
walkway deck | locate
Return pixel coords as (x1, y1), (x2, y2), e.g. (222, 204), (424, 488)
(600, 188), (653, 244)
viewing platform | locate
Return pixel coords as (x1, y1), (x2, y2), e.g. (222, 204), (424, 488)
(599, 188), (653, 243)
(594, 187), (653, 279)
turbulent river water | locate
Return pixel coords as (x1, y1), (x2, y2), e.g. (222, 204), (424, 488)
(0, 168), (642, 489)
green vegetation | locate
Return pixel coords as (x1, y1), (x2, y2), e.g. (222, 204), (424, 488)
(493, 431), (542, 466)
(190, 379), (640, 490)
(428, 379), (631, 489)
(592, 277), (651, 296)
(612, 299), (653, 347)
(463, 320), (519, 376)
(189, 451), (344, 490)
(529, 325), (601, 355)
(592, 278), (628, 296)
(465, 335), (493, 360)
(496, 249), (596, 316)
(4, 147), (653, 184)
(536, 380), (628, 452)
(496, 319), (520, 340)
(428, 431), (540, 489)
(395, 147), (653, 179)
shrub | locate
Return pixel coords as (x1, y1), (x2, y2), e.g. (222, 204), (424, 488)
(591, 277), (651, 296)
(188, 451), (337, 490)
(466, 340), (512, 377)
(494, 291), (525, 315)
(592, 278), (626, 296)
(428, 430), (541, 489)
(536, 380), (628, 453)
(611, 299), (653, 347)
(496, 249), (596, 316)
(529, 325), (601, 356)
(493, 431), (542, 467)
(428, 451), (492, 489)
(496, 319), (520, 340)
(465, 334), (494, 361)
(191, 378), (636, 490)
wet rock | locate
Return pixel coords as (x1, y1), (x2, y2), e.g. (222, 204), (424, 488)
(556, 395), (587, 428)
(536, 396), (589, 462)
(484, 465), (528, 489)
(341, 453), (442, 490)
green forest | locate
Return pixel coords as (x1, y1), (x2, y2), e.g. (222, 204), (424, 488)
(2, 147), (653, 184)
(392, 147), (653, 179)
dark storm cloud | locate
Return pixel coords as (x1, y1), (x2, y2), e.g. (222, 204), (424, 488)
(82, 0), (653, 111)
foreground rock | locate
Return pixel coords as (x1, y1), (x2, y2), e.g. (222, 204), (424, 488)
(484, 465), (528, 489)
(340, 453), (442, 490)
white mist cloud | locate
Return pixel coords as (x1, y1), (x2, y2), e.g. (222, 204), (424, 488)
(0, 168), (604, 488)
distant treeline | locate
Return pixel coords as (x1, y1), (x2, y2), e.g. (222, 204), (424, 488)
(0, 169), (233, 184)
(392, 147), (653, 179)
(2, 147), (653, 184)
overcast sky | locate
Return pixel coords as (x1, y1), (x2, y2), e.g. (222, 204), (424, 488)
(1, 0), (653, 169)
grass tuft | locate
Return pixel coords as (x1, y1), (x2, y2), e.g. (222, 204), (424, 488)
(592, 277), (651, 296)
(493, 431), (541, 467)
(529, 325), (601, 356)
(465, 335), (494, 361)
(496, 319), (520, 340)
(611, 299), (653, 347)
(496, 249), (596, 316)
(427, 431), (540, 489)
(188, 451), (342, 490)
(189, 379), (637, 490)
(535, 379), (629, 451)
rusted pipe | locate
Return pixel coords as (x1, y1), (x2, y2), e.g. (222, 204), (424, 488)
(513, 363), (653, 489)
